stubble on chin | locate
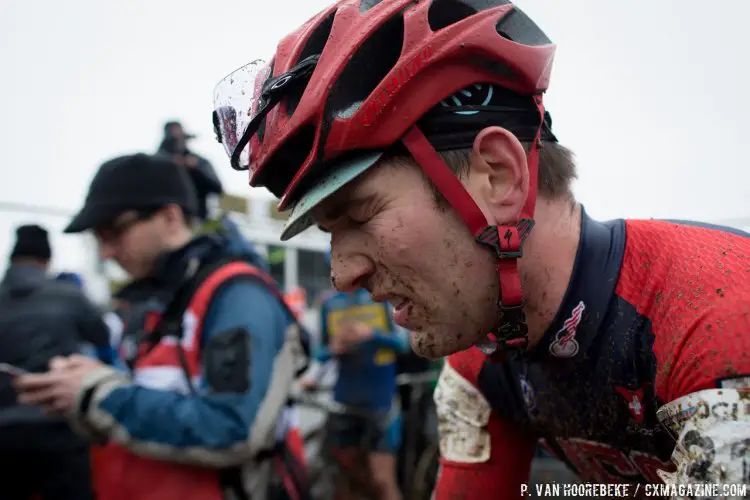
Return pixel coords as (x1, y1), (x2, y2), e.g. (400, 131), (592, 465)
(410, 330), (443, 360)
(410, 325), (479, 360)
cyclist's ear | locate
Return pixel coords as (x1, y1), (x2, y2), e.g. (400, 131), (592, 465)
(465, 126), (529, 224)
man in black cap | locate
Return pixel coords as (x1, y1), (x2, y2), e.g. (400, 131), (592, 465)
(14, 153), (309, 499)
(157, 120), (223, 222)
(0, 224), (109, 499)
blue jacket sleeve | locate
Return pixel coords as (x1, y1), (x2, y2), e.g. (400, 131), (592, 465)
(83, 279), (291, 467)
(94, 345), (117, 365)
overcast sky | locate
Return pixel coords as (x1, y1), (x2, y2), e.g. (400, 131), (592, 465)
(0, 0), (748, 272)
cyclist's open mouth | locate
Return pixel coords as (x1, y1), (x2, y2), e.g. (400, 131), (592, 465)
(391, 298), (413, 328)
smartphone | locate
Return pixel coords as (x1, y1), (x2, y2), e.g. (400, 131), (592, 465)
(0, 363), (28, 376)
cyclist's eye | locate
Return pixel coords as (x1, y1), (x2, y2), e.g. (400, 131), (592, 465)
(348, 213), (369, 225)
(348, 207), (373, 225)
(348, 197), (378, 225)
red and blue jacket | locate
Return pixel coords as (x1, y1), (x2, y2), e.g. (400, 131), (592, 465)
(77, 236), (306, 500)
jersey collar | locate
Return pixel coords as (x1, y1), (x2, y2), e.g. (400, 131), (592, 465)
(529, 206), (626, 361)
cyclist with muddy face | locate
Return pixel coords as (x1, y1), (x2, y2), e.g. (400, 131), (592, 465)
(213, 1), (750, 498)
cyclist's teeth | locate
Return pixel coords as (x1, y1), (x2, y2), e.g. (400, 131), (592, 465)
(390, 298), (407, 310)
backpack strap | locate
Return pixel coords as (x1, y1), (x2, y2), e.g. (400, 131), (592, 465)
(145, 255), (311, 500)
(148, 255), (310, 360)
(145, 256), (232, 352)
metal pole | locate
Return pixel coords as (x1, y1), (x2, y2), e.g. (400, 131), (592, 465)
(0, 201), (73, 218)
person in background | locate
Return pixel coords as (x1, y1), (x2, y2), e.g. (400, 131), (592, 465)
(0, 225), (110, 500)
(157, 120), (223, 222)
(55, 271), (83, 288)
(300, 252), (408, 500)
(158, 120), (258, 276)
(55, 272), (116, 366)
(14, 154), (307, 500)
(285, 285), (307, 321)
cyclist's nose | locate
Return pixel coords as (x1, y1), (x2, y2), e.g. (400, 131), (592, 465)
(330, 253), (373, 293)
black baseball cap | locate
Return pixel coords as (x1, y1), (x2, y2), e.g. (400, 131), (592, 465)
(64, 153), (198, 234)
(164, 121), (196, 139)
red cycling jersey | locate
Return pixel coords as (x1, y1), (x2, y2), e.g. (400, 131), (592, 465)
(435, 211), (750, 498)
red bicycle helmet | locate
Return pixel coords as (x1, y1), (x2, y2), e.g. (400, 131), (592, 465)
(213, 0), (556, 356)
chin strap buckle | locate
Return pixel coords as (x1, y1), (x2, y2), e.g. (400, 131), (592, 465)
(477, 304), (529, 363)
(474, 219), (535, 362)
(496, 303), (529, 350)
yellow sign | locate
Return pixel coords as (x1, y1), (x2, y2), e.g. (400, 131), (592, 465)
(219, 193), (250, 214)
(328, 303), (388, 337)
(268, 201), (290, 221)
(327, 303), (395, 365)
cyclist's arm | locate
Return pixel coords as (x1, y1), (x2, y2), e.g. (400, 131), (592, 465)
(434, 351), (536, 499)
(655, 303), (750, 486)
(70, 279), (292, 468)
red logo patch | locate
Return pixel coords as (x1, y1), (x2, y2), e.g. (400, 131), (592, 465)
(615, 385), (646, 424)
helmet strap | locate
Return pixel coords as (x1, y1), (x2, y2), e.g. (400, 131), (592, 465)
(400, 94), (545, 360)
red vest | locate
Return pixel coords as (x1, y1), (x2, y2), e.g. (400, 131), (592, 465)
(91, 261), (305, 500)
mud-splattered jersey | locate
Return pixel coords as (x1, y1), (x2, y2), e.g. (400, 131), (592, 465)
(434, 209), (750, 499)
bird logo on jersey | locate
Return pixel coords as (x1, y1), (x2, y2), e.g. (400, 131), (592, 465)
(549, 301), (585, 358)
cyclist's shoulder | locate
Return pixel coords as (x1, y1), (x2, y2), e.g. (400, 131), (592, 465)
(616, 218), (749, 310)
(444, 347), (489, 388)
(622, 218), (749, 256)
(612, 219), (750, 398)
(438, 350), (493, 425)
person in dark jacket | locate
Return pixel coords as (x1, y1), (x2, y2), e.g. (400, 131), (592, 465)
(14, 154), (308, 500)
(0, 224), (109, 500)
(156, 120), (223, 221)
(55, 272), (117, 366)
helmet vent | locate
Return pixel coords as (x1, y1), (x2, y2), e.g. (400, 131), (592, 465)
(360, 0), (385, 13)
(260, 124), (317, 198)
(325, 11), (405, 119)
(428, 0), (511, 32)
(495, 7), (551, 46)
(286, 10), (338, 117)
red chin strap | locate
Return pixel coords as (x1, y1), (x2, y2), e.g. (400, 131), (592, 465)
(400, 95), (546, 358)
